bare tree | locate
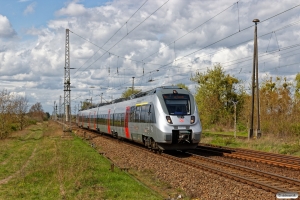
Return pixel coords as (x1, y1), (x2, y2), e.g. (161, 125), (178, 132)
(14, 96), (29, 130)
(29, 102), (44, 121)
(0, 90), (14, 138)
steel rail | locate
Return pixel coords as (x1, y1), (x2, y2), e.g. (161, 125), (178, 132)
(185, 152), (300, 192)
(198, 143), (300, 170)
(161, 153), (292, 194)
(73, 126), (300, 194)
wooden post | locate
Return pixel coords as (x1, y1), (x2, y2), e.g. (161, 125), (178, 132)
(110, 163), (114, 172)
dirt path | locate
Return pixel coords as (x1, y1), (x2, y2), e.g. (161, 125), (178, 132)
(0, 147), (37, 185)
(54, 140), (66, 198)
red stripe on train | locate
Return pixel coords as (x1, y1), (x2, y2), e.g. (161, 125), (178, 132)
(124, 106), (130, 138)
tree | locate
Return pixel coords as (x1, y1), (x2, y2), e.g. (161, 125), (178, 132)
(14, 96), (29, 130)
(176, 83), (190, 91)
(295, 73), (300, 99)
(29, 102), (44, 121)
(255, 76), (294, 136)
(45, 112), (50, 119)
(191, 64), (242, 128)
(121, 88), (142, 98)
(81, 101), (92, 110)
(0, 90), (15, 138)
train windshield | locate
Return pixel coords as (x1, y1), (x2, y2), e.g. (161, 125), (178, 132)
(163, 94), (191, 115)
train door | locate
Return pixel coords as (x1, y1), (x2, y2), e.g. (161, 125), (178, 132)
(145, 104), (151, 135)
(145, 103), (155, 135)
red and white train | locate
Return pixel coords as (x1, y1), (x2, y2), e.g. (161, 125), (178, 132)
(76, 86), (202, 151)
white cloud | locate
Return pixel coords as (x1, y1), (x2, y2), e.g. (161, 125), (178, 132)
(56, 2), (86, 16)
(24, 2), (36, 15)
(0, 15), (17, 38)
(1, 0), (300, 113)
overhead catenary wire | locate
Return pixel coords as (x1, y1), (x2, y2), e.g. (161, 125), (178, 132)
(72, 5), (300, 81)
(140, 1), (238, 62)
(237, 1), (240, 32)
(72, 0), (169, 78)
(71, 2), (300, 101)
(179, 19), (300, 67)
(113, 20), (300, 89)
(72, 1), (243, 79)
(71, 0), (148, 75)
(151, 4), (300, 73)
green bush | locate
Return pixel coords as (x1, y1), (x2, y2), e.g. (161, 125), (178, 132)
(237, 122), (246, 131)
(290, 123), (300, 136)
(28, 119), (37, 125)
(10, 124), (19, 131)
(279, 143), (300, 155)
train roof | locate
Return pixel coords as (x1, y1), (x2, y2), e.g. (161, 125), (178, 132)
(79, 86), (186, 111)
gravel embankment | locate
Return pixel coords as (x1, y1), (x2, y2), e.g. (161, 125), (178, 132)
(76, 130), (278, 200)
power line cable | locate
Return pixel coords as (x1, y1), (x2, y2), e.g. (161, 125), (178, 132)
(74, 3), (300, 94)
(72, 5), (300, 79)
(72, 0), (169, 78)
(141, 1), (238, 62)
(71, 0), (148, 75)
(153, 3), (300, 72)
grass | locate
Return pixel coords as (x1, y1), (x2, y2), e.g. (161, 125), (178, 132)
(201, 130), (300, 156)
(0, 121), (167, 200)
(202, 130), (248, 138)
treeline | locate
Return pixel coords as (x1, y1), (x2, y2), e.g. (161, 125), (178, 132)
(190, 64), (300, 137)
(0, 90), (48, 139)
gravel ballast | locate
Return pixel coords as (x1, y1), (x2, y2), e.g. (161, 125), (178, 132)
(76, 130), (278, 199)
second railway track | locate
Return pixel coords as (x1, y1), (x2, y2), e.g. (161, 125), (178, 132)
(198, 143), (300, 170)
(169, 151), (300, 194)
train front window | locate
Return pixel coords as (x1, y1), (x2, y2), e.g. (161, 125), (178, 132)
(163, 94), (190, 115)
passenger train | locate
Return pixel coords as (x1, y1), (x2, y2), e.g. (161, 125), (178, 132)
(76, 86), (202, 151)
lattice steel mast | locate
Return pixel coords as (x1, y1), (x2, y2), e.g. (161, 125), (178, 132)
(64, 28), (71, 132)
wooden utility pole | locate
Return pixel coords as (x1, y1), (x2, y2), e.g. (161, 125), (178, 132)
(249, 19), (261, 139)
(132, 77), (135, 95)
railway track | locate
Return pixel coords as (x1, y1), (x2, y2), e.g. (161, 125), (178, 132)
(168, 151), (300, 194)
(198, 143), (300, 170)
(73, 127), (300, 195)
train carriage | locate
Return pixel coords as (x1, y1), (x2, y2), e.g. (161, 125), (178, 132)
(77, 86), (202, 151)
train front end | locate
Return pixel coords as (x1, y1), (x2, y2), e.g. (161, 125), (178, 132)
(154, 87), (202, 150)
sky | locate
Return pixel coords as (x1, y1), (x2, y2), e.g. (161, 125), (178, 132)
(0, 0), (300, 114)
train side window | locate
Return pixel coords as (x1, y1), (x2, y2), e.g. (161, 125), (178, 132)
(121, 113), (124, 126)
(102, 114), (105, 125)
(110, 113), (114, 126)
(119, 113), (121, 126)
(130, 106), (135, 122)
(140, 106), (146, 123)
(135, 106), (140, 123)
(145, 104), (150, 123)
(115, 113), (118, 126)
(150, 104), (156, 123)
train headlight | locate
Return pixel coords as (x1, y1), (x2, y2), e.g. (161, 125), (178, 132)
(190, 116), (195, 124)
(166, 116), (173, 124)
